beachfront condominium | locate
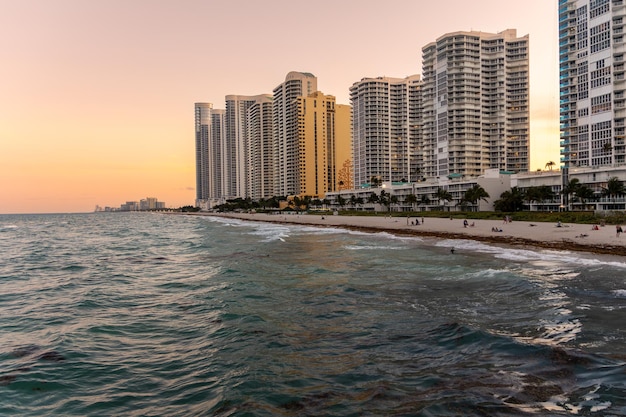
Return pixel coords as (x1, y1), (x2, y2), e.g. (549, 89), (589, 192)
(225, 94), (273, 199)
(421, 29), (530, 179)
(559, 0), (626, 169)
(294, 91), (352, 198)
(272, 71), (318, 196)
(350, 75), (422, 187)
(246, 95), (275, 200)
(194, 102), (225, 208)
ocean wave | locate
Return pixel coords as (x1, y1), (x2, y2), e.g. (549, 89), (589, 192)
(435, 238), (626, 268)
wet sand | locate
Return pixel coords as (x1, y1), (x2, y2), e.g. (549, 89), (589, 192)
(196, 212), (626, 257)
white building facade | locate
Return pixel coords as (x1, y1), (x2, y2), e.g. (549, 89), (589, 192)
(421, 29), (530, 180)
(225, 94), (273, 199)
(246, 95), (275, 200)
(350, 75), (422, 188)
(559, 0), (626, 169)
(194, 102), (226, 209)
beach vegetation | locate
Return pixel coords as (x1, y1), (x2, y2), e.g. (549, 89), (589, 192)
(367, 192), (379, 204)
(562, 178), (582, 210)
(404, 193), (418, 211)
(494, 187), (525, 212)
(336, 195), (347, 209)
(459, 185), (490, 211)
(601, 177), (626, 206)
(523, 185), (556, 208)
(435, 187), (453, 211)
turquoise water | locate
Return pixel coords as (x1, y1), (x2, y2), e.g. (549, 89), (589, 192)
(1, 212), (625, 416)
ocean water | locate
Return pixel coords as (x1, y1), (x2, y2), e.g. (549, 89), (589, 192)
(1, 212), (625, 416)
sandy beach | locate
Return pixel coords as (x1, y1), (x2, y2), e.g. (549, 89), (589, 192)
(198, 212), (626, 257)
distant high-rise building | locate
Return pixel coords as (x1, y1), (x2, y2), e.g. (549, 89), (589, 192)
(350, 75), (422, 187)
(225, 94), (273, 199)
(272, 71), (318, 196)
(421, 29), (529, 179)
(294, 91), (352, 198)
(194, 102), (225, 208)
(195, 102), (212, 205)
(246, 95), (275, 200)
(559, 0), (626, 169)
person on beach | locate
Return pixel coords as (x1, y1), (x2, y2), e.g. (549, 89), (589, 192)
(463, 219), (468, 228)
(617, 225), (623, 237)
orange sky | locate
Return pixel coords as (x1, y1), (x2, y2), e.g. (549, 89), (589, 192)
(0, 0), (559, 214)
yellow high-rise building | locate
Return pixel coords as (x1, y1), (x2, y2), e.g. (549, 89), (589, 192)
(295, 92), (352, 199)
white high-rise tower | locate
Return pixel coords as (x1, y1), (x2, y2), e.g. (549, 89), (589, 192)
(421, 29), (530, 179)
(559, 0), (626, 169)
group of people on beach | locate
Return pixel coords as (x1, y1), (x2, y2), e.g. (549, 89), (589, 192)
(406, 216), (424, 226)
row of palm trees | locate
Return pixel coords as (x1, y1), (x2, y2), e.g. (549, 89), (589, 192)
(330, 184), (491, 212)
(213, 176), (626, 213)
(493, 176), (626, 211)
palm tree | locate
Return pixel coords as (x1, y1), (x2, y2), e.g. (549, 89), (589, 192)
(336, 195), (346, 210)
(349, 194), (358, 208)
(536, 185), (556, 203)
(389, 195), (399, 212)
(574, 184), (595, 209)
(523, 186), (541, 209)
(367, 192), (379, 205)
(404, 193), (418, 211)
(561, 178), (582, 210)
(311, 198), (323, 209)
(418, 194), (431, 210)
(461, 184), (490, 211)
(545, 161), (556, 171)
(435, 187), (453, 211)
(524, 185), (556, 210)
(601, 177), (625, 207)
(494, 187), (525, 212)
(379, 190), (390, 211)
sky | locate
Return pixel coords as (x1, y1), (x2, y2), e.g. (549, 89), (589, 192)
(0, 0), (560, 214)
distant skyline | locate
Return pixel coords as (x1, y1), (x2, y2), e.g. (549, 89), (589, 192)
(0, 0), (559, 214)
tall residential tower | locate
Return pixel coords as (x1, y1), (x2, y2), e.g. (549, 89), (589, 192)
(350, 75), (422, 187)
(194, 102), (225, 209)
(295, 91), (352, 198)
(224, 94), (273, 199)
(559, 0), (626, 169)
(421, 29), (530, 179)
(272, 71), (318, 196)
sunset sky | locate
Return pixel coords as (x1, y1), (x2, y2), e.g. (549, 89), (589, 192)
(0, 0), (559, 214)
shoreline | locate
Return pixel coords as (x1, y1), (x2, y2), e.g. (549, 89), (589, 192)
(185, 212), (626, 257)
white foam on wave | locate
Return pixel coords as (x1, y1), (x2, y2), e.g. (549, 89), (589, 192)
(612, 289), (626, 298)
(435, 238), (626, 269)
(344, 244), (406, 251)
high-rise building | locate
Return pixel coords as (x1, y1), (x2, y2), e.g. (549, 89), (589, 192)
(246, 95), (275, 200)
(272, 71), (318, 196)
(194, 102), (225, 208)
(559, 0), (626, 169)
(225, 94), (273, 199)
(195, 102), (212, 205)
(350, 75), (422, 187)
(421, 29), (529, 179)
(294, 91), (352, 198)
